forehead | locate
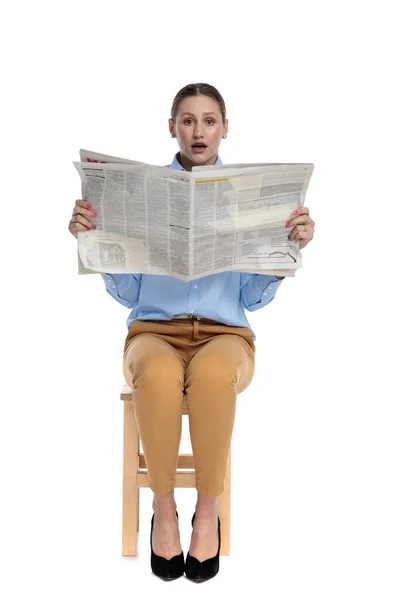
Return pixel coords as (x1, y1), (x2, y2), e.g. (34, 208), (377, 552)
(177, 95), (220, 116)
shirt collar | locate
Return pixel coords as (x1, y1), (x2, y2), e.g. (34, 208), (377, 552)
(168, 152), (223, 170)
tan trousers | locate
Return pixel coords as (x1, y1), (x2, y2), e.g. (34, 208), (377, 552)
(122, 318), (256, 496)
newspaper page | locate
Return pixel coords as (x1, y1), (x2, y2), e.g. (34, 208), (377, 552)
(74, 150), (314, 281)
(76, 149), (145, 274)
(190, 163), (313, 278)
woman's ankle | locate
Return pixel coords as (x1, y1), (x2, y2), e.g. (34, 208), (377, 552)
(194, 493), (219, 518)
(152, 491), (177, 515)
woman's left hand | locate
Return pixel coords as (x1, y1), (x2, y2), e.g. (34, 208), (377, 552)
(286, 207), (315, 250)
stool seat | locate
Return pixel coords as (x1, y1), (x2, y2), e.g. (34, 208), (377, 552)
(121, 384), (133, 394)
(120, 383), (231, 557)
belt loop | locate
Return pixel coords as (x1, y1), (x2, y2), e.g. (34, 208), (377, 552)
(193, 319), (199, 339)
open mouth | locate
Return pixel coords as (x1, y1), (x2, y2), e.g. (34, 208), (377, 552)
(191, 143), (207, 153)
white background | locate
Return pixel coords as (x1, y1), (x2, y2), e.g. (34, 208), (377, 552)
(1, 1), (399, 598)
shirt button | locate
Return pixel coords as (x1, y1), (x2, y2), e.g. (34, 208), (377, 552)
(193, 284), (198, 289)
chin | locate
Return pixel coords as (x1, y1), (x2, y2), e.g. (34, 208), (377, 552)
(190, 151), (214, 164)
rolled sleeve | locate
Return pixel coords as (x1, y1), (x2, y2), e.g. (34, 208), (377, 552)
(101, 273), (141, 309)
(240, 274), (284, 311)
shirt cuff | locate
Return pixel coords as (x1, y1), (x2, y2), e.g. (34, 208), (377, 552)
(245, 275), (284, 311)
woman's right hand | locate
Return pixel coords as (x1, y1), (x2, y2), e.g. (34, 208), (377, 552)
(68, 200), (97, 239)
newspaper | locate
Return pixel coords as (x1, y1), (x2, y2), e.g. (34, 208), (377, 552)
(74, 149), (314, 281)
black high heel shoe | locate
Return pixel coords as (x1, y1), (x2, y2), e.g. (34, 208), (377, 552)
(184, 512), (221, 582)
(150, 510), (184, 580)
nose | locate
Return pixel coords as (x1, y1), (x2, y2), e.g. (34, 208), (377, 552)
(194, 128), (204, 139)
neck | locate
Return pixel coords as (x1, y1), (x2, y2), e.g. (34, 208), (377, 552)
(178, 151), (218, 172)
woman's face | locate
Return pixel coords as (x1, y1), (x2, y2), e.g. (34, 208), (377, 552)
(169, 95), (228, 169)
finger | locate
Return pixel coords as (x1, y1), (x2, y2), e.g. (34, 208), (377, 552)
(288, 225), (304, 240)
(74, 222), (92, 233)
(291, 229), (310, 242)
(286, 215), (312, 228)
(75, 199), (94, 210)
(288, 224), (306, 239)
(72, 205), (97, 218)
(69, 221), (91, 239)
(293, 207), (309, 216)
(72, 214), (96, 229)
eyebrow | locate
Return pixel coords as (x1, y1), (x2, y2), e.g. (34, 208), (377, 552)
(180, 112), (217, 117)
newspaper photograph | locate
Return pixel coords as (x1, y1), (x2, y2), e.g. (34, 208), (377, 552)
(74, 149), (314, 281)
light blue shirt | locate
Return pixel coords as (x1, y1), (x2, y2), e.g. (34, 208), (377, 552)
(101, 152), (284, 340)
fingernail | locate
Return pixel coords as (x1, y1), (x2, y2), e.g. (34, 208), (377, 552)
(293, 210), (298, 214)
(285, 222), (291, 228)
(91, 224), (96, 229)
(88, 203), (93, 208)
(91, 212), (97, 217)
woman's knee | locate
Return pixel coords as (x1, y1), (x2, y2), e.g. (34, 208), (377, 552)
(123, 338), (184, 389)
(187, 343), (242, 382)
(186, 350), (254, 392)
(136, 354), (184, 382)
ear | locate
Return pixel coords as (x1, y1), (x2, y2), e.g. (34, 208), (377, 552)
(168, 118), (176, 138)
(223, 118), (229, 138)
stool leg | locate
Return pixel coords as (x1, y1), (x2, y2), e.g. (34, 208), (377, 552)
(219, 445), (231, 556)
(122, 401), (139, 556)
(136, 436), (140, 532)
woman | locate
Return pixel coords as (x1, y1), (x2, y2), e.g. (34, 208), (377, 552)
(68, 83), (315, 582)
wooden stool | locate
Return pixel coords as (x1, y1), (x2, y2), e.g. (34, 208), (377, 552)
(120, 384), (231, 556)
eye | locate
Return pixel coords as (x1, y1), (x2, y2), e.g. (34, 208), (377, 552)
(184, 119), (193, 125)
(206, 119), (215, 125)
